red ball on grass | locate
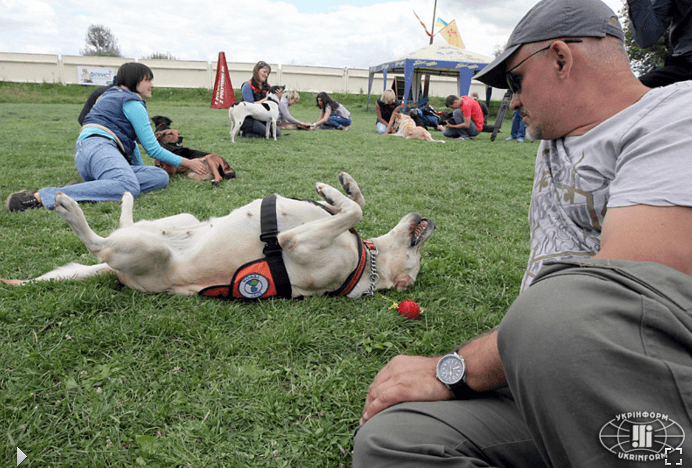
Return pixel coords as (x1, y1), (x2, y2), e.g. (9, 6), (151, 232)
(397, 300), (421, 320)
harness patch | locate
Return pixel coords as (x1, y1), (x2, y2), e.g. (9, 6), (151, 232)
(234, 260), (274, 299)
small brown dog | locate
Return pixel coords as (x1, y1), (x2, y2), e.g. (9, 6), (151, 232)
(391, 114), (445, 143)
(152, 116), (236, 184)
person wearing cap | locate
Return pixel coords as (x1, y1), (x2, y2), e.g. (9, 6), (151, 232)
(628, 0), (692, 87)
(353, 0), (692, 465)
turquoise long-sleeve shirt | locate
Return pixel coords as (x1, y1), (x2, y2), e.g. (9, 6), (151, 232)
(77, 100), (183, 167)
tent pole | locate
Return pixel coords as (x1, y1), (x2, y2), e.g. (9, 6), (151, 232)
(423, 0), (437, 98)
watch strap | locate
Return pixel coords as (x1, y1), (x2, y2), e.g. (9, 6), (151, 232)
(447, 378), (477, 400)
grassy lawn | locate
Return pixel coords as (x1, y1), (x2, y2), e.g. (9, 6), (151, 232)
(0, 83), (537, 467)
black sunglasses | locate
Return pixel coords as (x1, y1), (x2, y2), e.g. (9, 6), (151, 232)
(505, 39), (583, 94)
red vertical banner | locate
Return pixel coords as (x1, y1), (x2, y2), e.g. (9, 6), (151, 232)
(211, 52), (236, 109)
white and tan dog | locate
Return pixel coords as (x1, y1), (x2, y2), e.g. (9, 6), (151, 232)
(1, 172), (435, 299)
(391, 113), (445, 143)
(229, 85), (285, 143)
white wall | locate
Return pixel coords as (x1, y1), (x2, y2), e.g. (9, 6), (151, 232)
(0, 52), (502, 100)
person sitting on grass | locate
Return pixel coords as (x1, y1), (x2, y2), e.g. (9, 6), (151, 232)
(239, 60), (283, 139)
(6, 62), (207, 212)
(353, 0), (692, 465)
(375, 89), (401, 134)
(312, 92), (352, 130)
(277, 91), (312, 130)
(438, 94), (484, 140)
(471, 91), (495, 133)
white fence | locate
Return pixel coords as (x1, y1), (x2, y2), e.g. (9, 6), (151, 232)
(0, 52), (500, 100)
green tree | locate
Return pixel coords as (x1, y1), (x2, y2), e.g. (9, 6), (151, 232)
(80, 25), (122, 57)
(618, 2), (671, 76)
(143, 52), (178, 60)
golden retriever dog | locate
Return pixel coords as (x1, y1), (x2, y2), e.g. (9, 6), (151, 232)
(1, 172), (435, 300)
(391, 113), (445, 143)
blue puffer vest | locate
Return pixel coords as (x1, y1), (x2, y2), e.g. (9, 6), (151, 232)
(83, 87), (145, 158)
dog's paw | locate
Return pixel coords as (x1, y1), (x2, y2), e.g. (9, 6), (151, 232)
(338, 172), (363, 207)
(315, 183), (336, 206)
(121, 192), (134, 204)
(54, 192), (79, 215)
(338, 171), (355, 194)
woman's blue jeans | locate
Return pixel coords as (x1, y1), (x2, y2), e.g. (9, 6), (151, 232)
(320, 116), (352, 129)
(38, 137), (169, 209)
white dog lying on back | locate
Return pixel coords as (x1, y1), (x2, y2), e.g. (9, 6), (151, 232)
(229, 85), (285, 143)
(1, 172), (435, 299)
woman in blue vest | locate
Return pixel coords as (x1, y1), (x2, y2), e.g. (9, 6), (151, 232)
(6, 62), (207, 212)
(238, 60), (282, 138)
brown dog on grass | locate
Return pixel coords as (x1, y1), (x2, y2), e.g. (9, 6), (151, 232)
(152, 116), (236, 184)
(390, 113), (445, 143)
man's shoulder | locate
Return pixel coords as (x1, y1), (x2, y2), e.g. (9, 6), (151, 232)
(462, 96), (482, 110)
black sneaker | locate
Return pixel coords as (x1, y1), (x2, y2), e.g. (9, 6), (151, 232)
(5, 190), (42, 212)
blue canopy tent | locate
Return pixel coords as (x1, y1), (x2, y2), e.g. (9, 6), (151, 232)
(367, 42), (493, 112)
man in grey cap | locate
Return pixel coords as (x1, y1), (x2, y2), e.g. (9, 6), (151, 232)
(353, 0), (692, 466)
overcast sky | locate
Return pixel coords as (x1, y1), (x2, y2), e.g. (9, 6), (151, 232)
(1, 0), (627, 69)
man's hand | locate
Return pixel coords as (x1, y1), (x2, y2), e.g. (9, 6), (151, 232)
(360, 355), (452, 425)
(360, 330), (506, 426)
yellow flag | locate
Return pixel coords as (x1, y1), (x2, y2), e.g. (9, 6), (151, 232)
(439, 20), (465, 48)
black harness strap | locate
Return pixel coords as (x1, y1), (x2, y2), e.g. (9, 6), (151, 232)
(259, 195), (292, 299)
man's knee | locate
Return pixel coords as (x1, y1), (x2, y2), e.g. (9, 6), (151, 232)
(498, 271), (638, 381)
(352, 419), (386, 467)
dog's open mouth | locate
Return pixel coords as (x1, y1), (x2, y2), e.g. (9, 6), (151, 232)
(410, 217), (435, 246)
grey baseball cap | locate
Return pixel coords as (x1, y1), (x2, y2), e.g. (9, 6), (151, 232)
(474, 0), (624, 89)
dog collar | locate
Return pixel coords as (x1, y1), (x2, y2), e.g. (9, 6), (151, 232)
(364, 240), (379, 296)
(325, 235), (377, 297)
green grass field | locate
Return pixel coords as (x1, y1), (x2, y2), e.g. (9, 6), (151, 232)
(1, 83), (537, 467)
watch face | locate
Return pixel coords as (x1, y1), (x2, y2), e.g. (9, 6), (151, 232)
(438, 354), (465, 385)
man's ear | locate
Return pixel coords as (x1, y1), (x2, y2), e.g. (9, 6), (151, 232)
(551, 40), (574, 78)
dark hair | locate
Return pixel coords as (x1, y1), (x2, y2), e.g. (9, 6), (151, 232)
(445, 95), (459, 108)
(316, 91), (339, 110)
(115, 63), (154, 93)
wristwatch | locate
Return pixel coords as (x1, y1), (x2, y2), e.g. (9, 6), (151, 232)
(436, 352), (476, 399)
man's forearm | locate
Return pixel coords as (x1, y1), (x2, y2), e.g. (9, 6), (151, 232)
(457, 328), (507, 391)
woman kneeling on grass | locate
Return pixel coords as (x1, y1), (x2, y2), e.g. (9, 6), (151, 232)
(5, 62), (207, 212)
(313, 92), (352, 130)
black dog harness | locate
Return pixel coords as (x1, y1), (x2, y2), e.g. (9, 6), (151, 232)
(198, 195), (373, 300)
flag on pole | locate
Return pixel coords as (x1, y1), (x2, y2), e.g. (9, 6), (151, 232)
(413, 11), (432, 37)
(439, 20), (465, 48)
(211, 52), (236, 109)
(435, 18), (448, 28)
